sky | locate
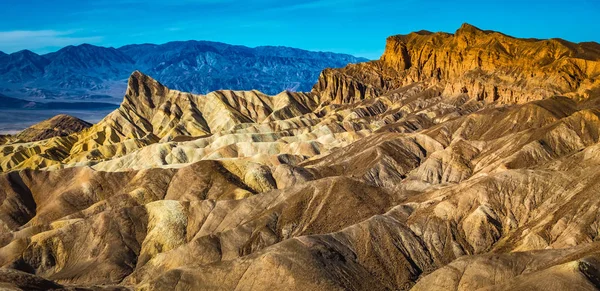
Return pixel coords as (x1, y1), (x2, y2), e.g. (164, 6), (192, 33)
(0, 0), (598, 59)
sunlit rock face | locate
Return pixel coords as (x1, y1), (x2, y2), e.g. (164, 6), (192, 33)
(315, 23), (600, 105)
(1, 24), (600, 290)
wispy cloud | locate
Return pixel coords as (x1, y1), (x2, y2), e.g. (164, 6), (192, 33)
(0, 30), (102, 53)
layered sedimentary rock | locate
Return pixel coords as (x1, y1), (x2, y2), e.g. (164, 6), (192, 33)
(315, 23), (600, 105)
(1, 24), (600, 290)
(0, 71), (323, 172)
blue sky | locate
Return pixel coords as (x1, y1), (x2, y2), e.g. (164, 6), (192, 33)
(0, 0), (598, 59)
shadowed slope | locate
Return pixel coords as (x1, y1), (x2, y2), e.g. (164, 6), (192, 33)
(16, 115), (92, 143)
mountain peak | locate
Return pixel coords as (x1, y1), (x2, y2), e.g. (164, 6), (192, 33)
(455, 23), (485, 35)
(53, 43), (121, 56)
(62, 43), (108, 52)
(1, 50), (49, 79)
(12, 49), (38, 56)
(124, 70), (169, 111)
(9, 50), (46, 62)
(76, 43), (96, 48)
(128, 70), (162, 89)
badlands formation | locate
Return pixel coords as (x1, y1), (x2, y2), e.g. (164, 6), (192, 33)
(14, 115), (92, 143)
(1, 24), (600, 290)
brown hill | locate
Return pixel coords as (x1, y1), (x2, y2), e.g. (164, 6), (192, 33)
(0, 24), (600, 290)
(16, 114), (92, 142)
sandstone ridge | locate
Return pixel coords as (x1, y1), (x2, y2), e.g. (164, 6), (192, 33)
(314, 23), (600, 105)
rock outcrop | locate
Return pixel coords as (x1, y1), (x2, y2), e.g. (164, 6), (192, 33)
(315, 23), (600, 105)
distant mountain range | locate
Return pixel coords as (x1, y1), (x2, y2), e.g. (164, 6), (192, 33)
(0, 42), (368, 102)
(0, 93), (117, 110)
